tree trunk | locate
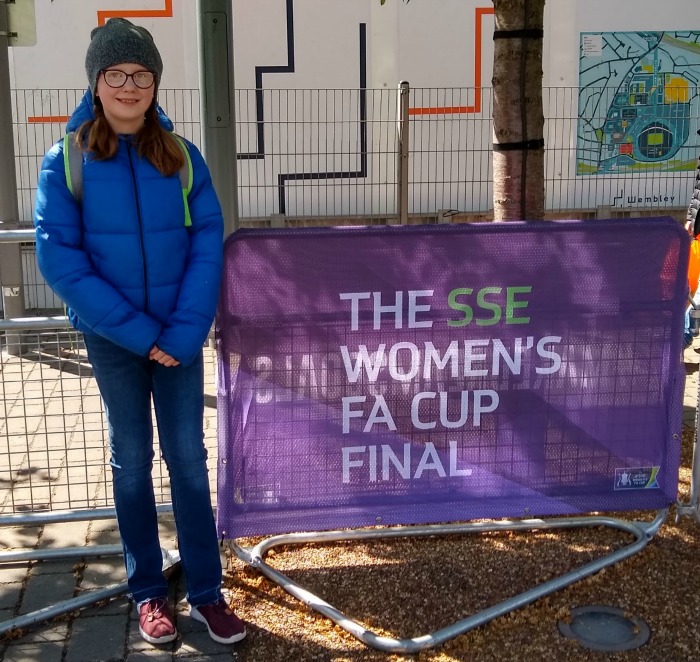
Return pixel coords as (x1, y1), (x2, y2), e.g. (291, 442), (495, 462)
(492, 0), (545, 220)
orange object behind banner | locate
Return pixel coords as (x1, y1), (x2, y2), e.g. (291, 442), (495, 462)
(689, 238), (700, 297)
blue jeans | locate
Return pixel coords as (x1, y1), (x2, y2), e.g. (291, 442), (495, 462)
(84, 333), (223, 606)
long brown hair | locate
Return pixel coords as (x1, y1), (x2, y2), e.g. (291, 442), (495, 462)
(75, 99), (184, 176)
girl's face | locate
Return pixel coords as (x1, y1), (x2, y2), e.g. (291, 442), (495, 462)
(95, 62), (156, 134)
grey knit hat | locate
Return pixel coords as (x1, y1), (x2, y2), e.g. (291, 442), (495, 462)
(85, 18), (163, 95)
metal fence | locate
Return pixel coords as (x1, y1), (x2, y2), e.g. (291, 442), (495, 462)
(3, 83), (700, 636)
(0, 319), (219, 516)
(11, 85), (699, 226)
(2, 223), (700, 636)
(6, 83), (699, 310)
(0, 226), (219, 629)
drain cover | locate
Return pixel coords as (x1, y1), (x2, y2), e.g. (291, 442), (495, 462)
(557, 605), (650, 652)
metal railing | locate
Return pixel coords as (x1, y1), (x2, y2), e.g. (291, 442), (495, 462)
(0, 324), (218, 515)
(9, 84), (696, 313)
(10, 85), (697, 226)
(217, 219), (691, 652)
(0, 231), (219, 514)
(0, 229), (219, 632)
(2, 223), (700, 639)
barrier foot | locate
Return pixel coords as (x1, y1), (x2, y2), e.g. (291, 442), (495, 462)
(0, 582), (129, 636)
(0, 548), (180, 637)
(676, 420), (700, 524)
(674, 502), (700, 523)
(230, 511), (666, 654)
(0, 544), (123, 564)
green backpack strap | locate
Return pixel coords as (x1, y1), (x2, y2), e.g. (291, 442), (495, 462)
(63, 132), (83, 203)
(62, 131), (194, 227)
(172, 134), (194, 228)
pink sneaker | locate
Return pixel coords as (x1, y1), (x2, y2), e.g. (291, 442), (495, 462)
(190, 598), (246, 644)
(138, 598), (177, 644)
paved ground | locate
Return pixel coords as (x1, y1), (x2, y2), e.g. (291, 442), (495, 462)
(0, 341), (698, 662)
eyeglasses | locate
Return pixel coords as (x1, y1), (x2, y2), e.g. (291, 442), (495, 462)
(101, 69), (155, 89)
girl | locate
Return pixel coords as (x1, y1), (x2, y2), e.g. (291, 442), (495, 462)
(34, 18), (245, 646)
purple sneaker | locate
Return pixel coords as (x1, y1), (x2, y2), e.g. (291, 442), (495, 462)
(138, 598), (177, 645)
(190, 598), (247, 644)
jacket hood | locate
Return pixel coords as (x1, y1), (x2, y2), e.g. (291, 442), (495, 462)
(66, 88), (175, 133)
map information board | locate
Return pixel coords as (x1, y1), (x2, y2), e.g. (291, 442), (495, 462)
(578, 31), (700, 177)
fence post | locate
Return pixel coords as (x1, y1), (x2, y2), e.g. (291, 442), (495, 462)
(197, 0), (240, 237)
(0, 1), (27, 355)
(396, 81), (410, 225)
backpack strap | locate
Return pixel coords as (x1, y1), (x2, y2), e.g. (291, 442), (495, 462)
(172, 134), (194, 228)
(62, 131), (194, 228)
(63, 132), (83, 203)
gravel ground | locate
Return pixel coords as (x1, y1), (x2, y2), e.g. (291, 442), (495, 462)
(222, 426), (700, 661)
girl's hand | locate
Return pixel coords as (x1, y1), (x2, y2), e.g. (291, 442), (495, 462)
(149, 345), (180, 367)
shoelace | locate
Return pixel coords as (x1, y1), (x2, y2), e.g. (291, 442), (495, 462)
(146, 599), (167, 621)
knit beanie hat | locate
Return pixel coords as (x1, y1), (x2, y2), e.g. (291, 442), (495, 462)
(85, 18), (163, 95)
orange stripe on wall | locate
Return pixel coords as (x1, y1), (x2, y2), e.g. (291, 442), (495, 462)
(97, 0), (173, 26)
(28, 115), (70, 124)
(409, 6), (494, 116)
(30, 3), (488, 123)
(409, 106), (470, 116)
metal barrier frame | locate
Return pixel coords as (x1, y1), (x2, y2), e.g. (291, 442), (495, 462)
(677, 453), (700, 523)
(0, 309), (180, 635)
(677, 301), (700, 524)
(0, 228), (186, 634)
(231, 511), (666, 654)
(218, 220), (693, 654)
(2, 226), (699, 650)
(0, 507), (179, 636)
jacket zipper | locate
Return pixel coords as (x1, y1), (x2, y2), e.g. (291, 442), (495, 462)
(126, 142), (150, 313)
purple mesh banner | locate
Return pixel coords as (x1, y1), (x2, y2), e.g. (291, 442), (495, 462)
(216, 218), (688, 539)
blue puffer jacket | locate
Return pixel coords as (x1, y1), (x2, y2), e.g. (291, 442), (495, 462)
(34, 89), (223, 366)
